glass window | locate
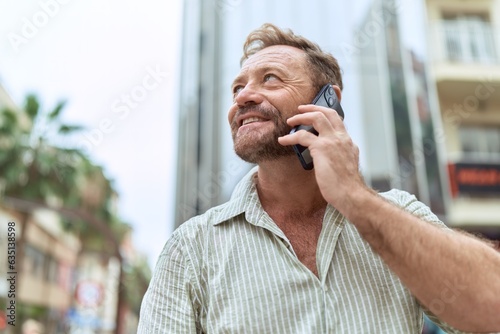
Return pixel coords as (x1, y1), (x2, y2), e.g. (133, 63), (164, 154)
(442, 14), (497, 64)
(459, 125), (500, 159)
(23, 244), (46, 279)
(44, 255), (59, 283)
(459, 126), (478, 153)
(485, 129), (500, 154)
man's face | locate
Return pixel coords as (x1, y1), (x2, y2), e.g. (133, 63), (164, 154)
(228, 45), (315, 164)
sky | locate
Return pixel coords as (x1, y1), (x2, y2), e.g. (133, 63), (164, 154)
(0, 0), (183, 266)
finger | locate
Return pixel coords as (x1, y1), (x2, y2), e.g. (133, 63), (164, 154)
(298, 104), (345, 128)
(278, 128), (318, 147)
(286, 111), (334, 134)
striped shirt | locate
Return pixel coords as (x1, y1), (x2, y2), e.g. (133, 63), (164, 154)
(138, 167), (466, 333)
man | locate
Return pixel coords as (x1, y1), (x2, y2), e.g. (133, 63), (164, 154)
(139, 23), (500, 333)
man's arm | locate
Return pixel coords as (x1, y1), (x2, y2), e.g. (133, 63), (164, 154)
(279, 104), (500, 332)
(137, 232), (199, 333)
(346, 187), (500, 332)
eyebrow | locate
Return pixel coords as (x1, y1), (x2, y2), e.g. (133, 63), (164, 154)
(231, 73), (245, 89)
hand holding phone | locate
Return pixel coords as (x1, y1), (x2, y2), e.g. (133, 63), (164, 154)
(290, 84), (344, 170)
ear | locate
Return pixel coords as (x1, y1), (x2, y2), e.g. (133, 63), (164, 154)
(331, 84), (342, 102)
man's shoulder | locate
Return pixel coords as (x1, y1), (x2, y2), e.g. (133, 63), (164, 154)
(378, 188), (446, 228)
(174, 196), (246, 236)
(378, 188), (417, 206)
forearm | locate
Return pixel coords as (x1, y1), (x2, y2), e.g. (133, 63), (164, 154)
(340, 187), (500, 332)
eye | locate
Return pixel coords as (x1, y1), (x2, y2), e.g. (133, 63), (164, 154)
(264, 74), (278, 82)
(232, 85), (244, 98)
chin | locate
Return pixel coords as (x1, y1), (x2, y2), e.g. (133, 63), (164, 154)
(232, 121), (293, 163)
(234, 142), (295, 164)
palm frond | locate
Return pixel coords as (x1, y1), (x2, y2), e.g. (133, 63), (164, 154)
(25, 94), (40, 120)
(59, 124), (85, 134)
(48, 100), (67, 120)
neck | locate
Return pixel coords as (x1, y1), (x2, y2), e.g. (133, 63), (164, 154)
(255, 156), (328, 214)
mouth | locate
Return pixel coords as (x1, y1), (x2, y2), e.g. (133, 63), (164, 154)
(234, 115), (273, 138)
(241, 116), (268, 126)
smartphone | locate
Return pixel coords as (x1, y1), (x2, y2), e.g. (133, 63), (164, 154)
(290, 84), (344, 170)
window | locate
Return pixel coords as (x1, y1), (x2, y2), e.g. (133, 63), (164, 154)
(24, 244), (46, 279)
(24, 244), (60, 283)
(44, 255), (59, 284)
(459, 125), (500, 160)
(442, 14), (497, 64)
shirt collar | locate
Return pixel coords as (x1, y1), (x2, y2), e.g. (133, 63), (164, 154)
(211, 166), (344, 230)
(212, 166), (260, 225)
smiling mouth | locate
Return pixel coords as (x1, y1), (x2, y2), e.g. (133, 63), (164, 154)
(241, 117), (267, 126)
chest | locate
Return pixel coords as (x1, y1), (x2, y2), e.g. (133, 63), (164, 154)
(274, 215), (323, 276)
(200, 221), (421, 333)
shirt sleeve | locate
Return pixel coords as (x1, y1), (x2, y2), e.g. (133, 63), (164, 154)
(380, 189), (448, 229)
(137, 231), (200, 333)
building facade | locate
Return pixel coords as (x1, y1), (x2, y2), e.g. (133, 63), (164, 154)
(0, 205), (80, 333)
(358, 0), (500, 237)
(424, 0), (500, 237)
(357, 0), (447, 217)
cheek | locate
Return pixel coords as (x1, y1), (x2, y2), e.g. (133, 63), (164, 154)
(279, 101), (299, 120)
(268, 91), (309, 119)
(227, 104), (238, 124)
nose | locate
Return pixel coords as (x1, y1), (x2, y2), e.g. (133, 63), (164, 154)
(234, 84), (264, 107)
(228, 83), (265, 126)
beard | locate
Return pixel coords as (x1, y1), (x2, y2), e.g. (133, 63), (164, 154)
(231, 104), (295, 164)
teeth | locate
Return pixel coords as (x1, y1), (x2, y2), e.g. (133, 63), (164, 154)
(242, 117), (264, 125)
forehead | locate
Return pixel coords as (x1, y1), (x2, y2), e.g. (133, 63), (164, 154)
(238, 45), (308, 76)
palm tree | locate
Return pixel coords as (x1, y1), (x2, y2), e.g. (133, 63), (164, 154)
(1, 94), (141, 331)
(0, 94), (83, 201)
(1, 91), (135, 257)
(0, 94), (88, 276)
